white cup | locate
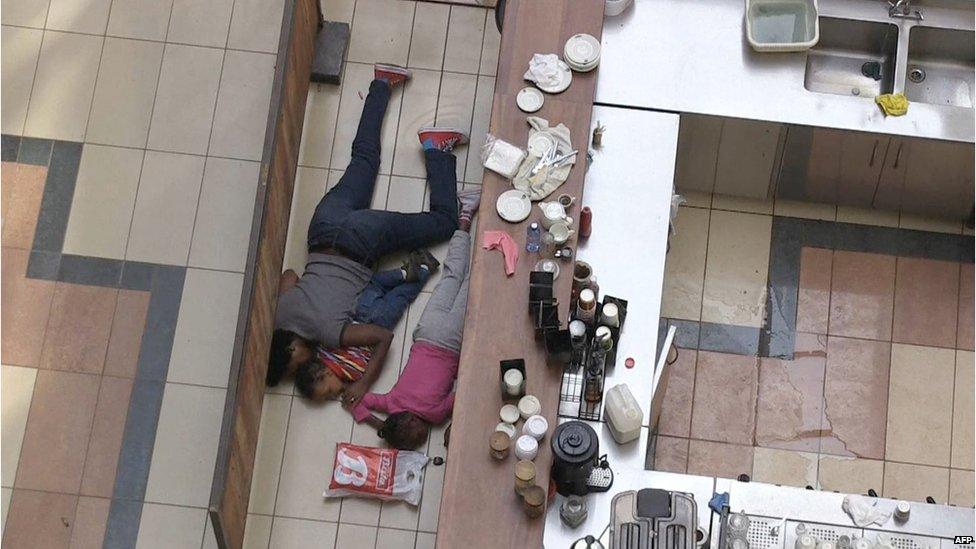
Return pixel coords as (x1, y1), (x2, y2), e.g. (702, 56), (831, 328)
(514, 435), (539, 461)
(549, 221), (575, 245)
(503, 368), (524, 396)
(522, 415), (549, 441)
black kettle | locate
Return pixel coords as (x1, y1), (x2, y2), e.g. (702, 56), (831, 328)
(550, 421), (599, 496)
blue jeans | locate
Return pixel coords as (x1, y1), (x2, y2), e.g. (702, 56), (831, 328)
(354, 268), (429, 330)
(307, 79), (459, 266)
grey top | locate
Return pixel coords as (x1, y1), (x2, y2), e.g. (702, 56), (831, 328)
(274, 253), (372, 347)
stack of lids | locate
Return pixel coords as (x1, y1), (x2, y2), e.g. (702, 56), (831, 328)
(563, 34), (601, 73)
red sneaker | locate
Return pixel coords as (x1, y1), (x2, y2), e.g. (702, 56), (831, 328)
(417, 127), (469, 152)
(374, 63), (411, 88)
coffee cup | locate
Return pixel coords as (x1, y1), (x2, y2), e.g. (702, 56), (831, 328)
(557, 193), (576, 208)
(549, 221), (575, 245)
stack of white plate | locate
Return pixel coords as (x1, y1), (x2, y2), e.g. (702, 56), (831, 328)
(563, 33), (601, 72)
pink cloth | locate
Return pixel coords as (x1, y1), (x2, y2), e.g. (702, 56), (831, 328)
(351, 341), (459, 424)
(482, 230), (518, 276)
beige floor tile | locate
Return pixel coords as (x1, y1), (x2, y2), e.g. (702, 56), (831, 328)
(320, 0), (355, 23)
(135, 503), (207, 549)
(168, 269), (244, 387)
(443, 6), (485, 74)
(336, 523), (378, 549)
(1, 487), (10, 530)
(949, 469), (974, 508)
(269, 517), (337, 548)
(248, 394), (291, 515)
(379, 499), (419, 531)
(1, 0), (50, 27)
(203, 514), (219, 549)
(835, 205), (899, 228)
(416, 532), (437, 549)
(1, 365), (37, 488)
(899, 212), (962, 234)
(387, 176), (428, 214)
(883, 462), (949, 503)
(817, 456), (884, 495)
(126, 151), (205, 265)
(45, 0), (111, 34)
(653, 436), (689, 474)
(107, 0), (173, 41)
(417, 455), (445, 532)
(479, 13), (500, 76)
(275, 399), (352, 521)
(408, 2), (449, 70)
(711, 194), (774, 215)
(168, 0), (234, 48)
(701, 210), (772, 327)
(210, 50), (276, 160)
(62, 145), (143, 260)
(227, 0), (284, 53)
(687, 439), (754, 480)
(690, 351), (759, 445)
(0, 26), (43, 136)
(144, 383), (226, 507)
(391, 69), (441, 178)
(242, 514), (273, 549)
(662, 206), (709, 321)
(773, 199), (836, 221)
(23, 31), (102, 141)
(752, 447), (817, 488)
(822, 337), (891, 460)
(283, 166), (330, 274)
(828, 251), (896, 341)
(885, 343), (954, 467)
(147, 44), (223, 155)
(331, 62), (401, 176)
(436, 71), (478, 182)
(299, 83), (342, 169)
(376, 528), (417, 549)
(188, 158), (260, 272)
(347, 0), (415, 66)
(462, 76), (493, 184)
(795, 248), (832, 334)
(86, 38), (164, 148)
(952, 350), (975, 470)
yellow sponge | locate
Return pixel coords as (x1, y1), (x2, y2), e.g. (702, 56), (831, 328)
(875, 93), (909, 116)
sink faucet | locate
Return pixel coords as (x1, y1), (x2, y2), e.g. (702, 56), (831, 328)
(887, 0), (924, 20)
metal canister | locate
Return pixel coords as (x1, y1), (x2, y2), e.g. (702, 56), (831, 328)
(489, 431), (510, 460)
(522, 485), (546, 518)
(560, 495), (588, 528)
(514, 460), (536, 495)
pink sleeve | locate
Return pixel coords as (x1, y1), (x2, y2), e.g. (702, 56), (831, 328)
(351, 393), (386, 423)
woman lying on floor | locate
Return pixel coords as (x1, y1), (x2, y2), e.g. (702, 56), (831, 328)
(296, 227), (473, 450)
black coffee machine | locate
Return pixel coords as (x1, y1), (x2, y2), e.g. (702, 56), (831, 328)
(551, 421), (600, 496)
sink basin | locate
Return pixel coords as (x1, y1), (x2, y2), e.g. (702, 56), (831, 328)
(905, 26), (975, 108)
(804, 17), (898, 98)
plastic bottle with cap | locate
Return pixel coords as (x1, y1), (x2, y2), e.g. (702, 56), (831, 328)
(894, 500), (911, 522)
(515, 434), (539, 461)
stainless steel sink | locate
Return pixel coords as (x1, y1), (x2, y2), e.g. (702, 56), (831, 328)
(904, 26), (975, 108)
(804, 17), (899, 98)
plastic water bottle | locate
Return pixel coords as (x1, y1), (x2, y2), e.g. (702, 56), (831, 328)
(526, 223), (541, 253)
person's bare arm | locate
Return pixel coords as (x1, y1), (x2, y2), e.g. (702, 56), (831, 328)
(364, 414), (385, 431)
(339, 323), (393, 407)
(278, 269), (299, 296)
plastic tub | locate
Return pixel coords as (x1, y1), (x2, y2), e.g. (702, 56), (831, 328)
(746, 0), (819, 52)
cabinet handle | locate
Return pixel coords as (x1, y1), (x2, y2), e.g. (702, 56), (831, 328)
(893, 142), (904, 169)
(869, 139), (879, 167)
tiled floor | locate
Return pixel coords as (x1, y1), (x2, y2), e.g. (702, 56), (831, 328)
(255, 1), (499, 548)
(653, 192), (975, 508)
(1, 0), (282, 545)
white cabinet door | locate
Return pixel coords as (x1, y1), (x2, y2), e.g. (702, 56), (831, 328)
(713, 118), (782, 199)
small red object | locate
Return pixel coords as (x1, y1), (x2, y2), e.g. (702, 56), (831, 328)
(579, 207), (592, 239)
(624, 357), (635, 369)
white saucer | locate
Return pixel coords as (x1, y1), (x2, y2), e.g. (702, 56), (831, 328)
(517, 87), (544, 113)
(564, 34), (601, 67)
(496, 190), (532, 223)
(536, 61), (572, 94)
(527, 132), (557, 157)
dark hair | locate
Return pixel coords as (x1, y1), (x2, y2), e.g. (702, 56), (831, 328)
(267, 329), (298, 386)
(378, 412), (428, 450)
(294, 360), (324, 399)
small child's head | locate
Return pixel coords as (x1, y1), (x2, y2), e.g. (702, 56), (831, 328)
(377, 412), (430, 450)
(295, 361), (345, 402)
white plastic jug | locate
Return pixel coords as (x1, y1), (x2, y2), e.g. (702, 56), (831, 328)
(604, 383), (643, 444)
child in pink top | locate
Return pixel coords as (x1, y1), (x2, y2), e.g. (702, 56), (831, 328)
(300, 230), (471, 450)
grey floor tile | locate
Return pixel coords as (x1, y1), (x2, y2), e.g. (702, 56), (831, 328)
(32, 140), (82, 252)
(16, 137), (51, 165)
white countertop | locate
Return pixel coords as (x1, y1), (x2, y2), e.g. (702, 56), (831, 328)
(596, 0), (975, 143)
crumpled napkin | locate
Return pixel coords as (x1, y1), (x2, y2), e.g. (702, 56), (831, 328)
(482, 231), (518, 276)
(513, 116), (576, 201)
(523, 53), (565, 89)
(842, 495), (891, 527)
(875, 93), (909, 116)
